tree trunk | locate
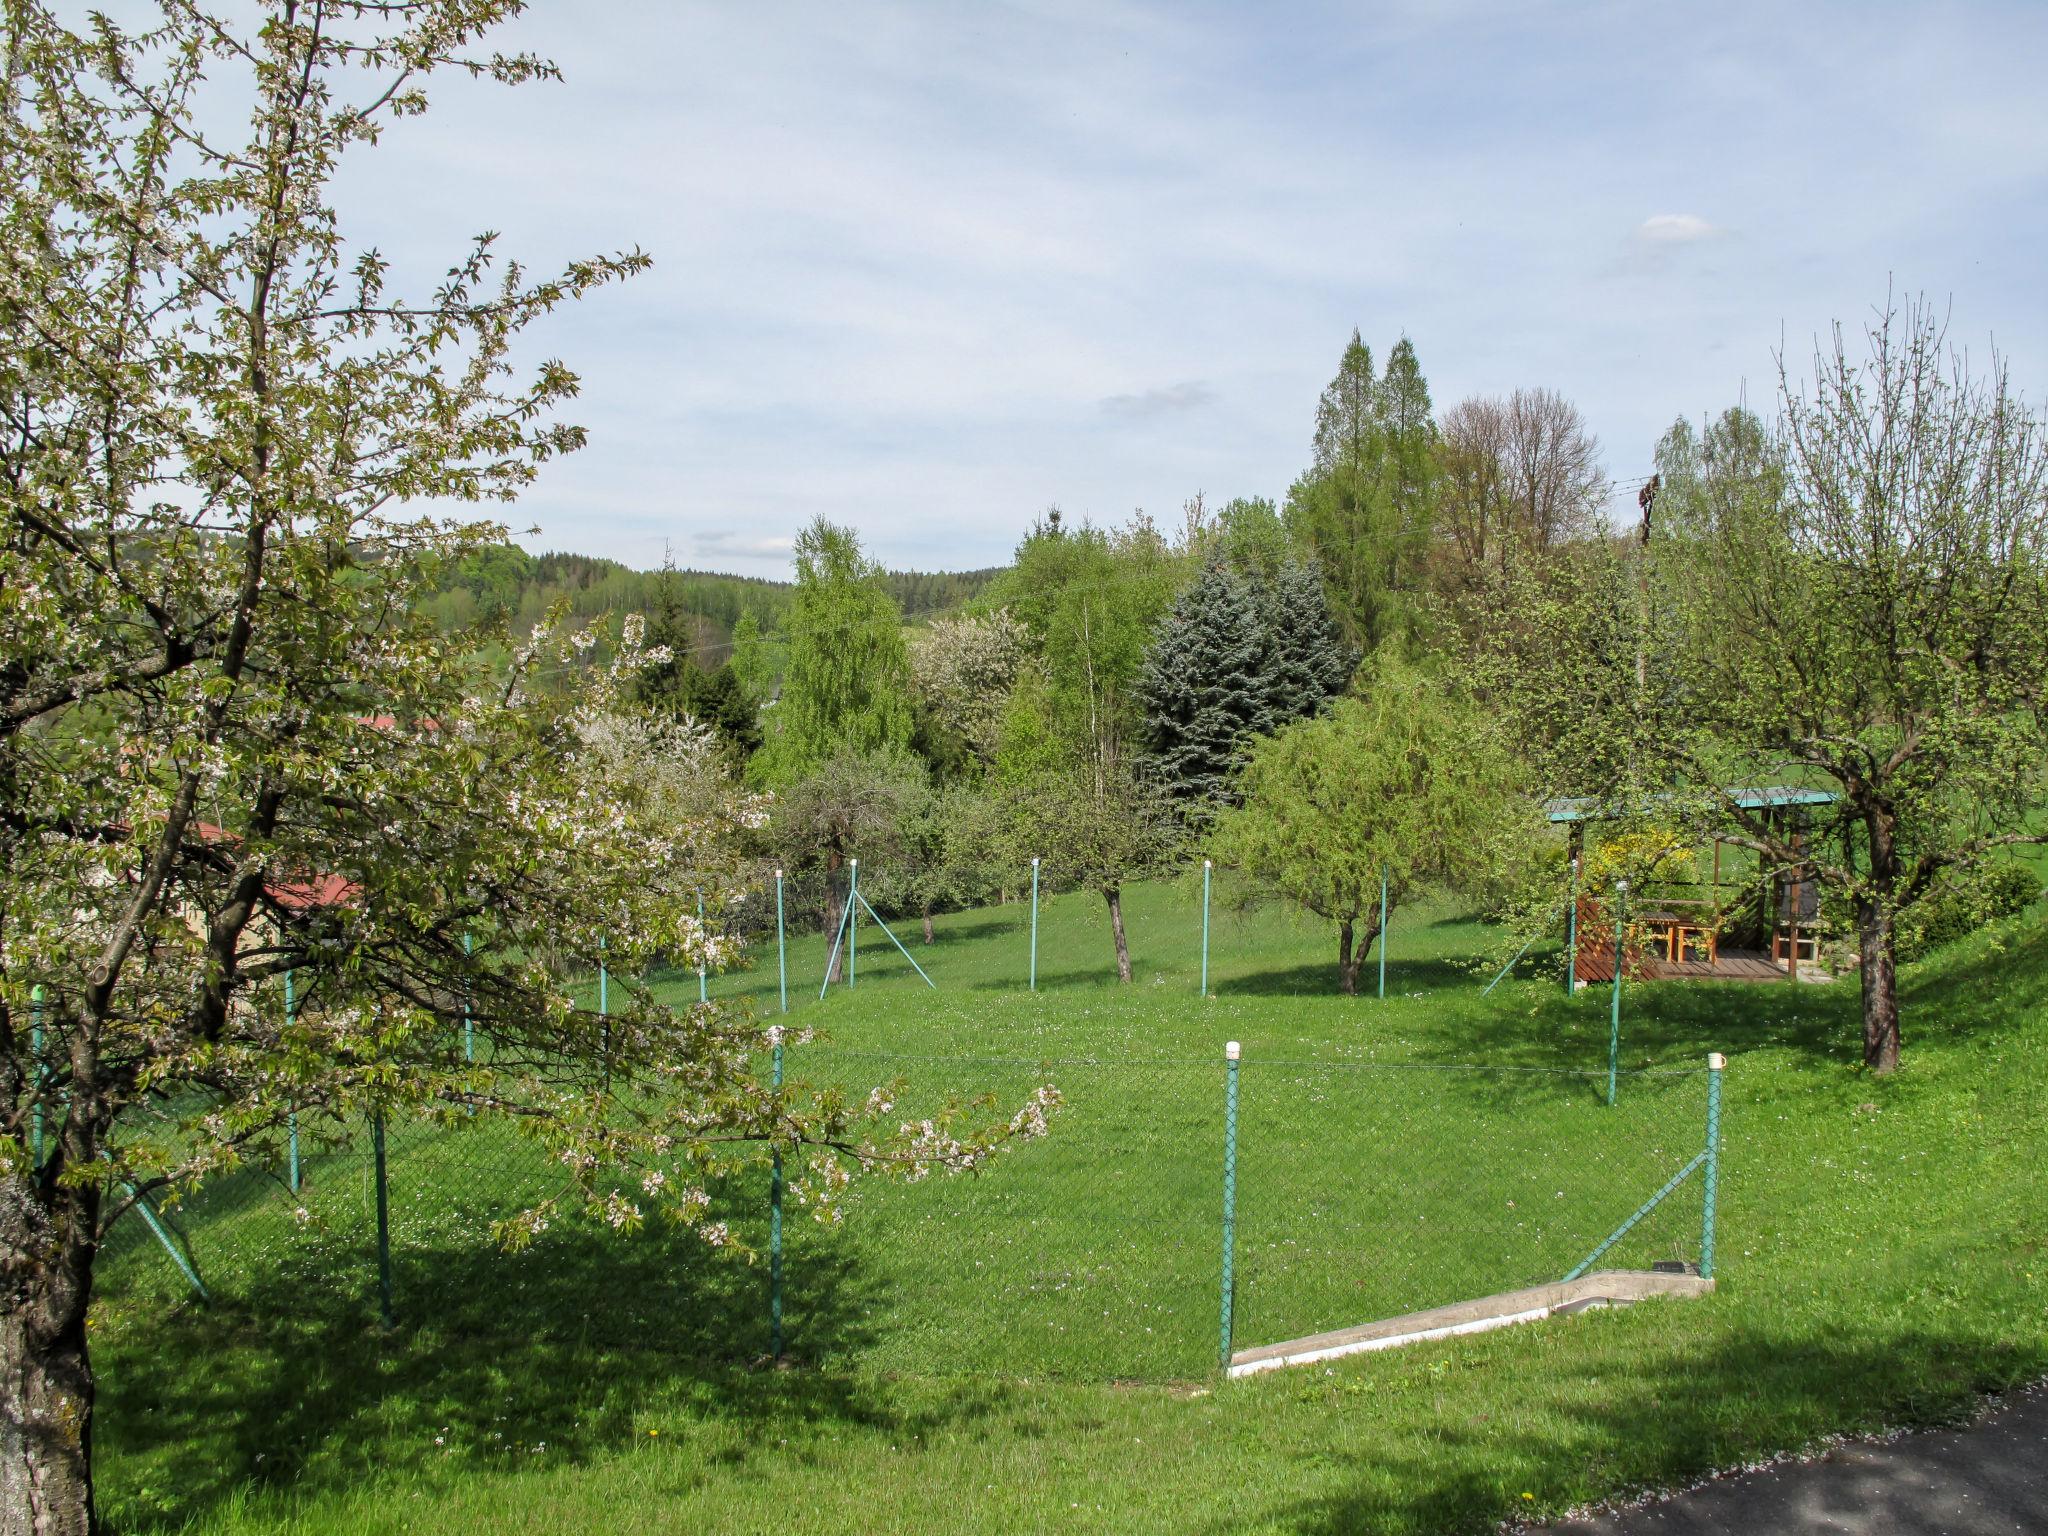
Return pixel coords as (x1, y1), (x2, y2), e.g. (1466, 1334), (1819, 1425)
(1858, 897), (1901, 1073)
(921, 906), (934, 946)
(1858, 804), (1903, 1073)
(0, 1180), (98, 1536)
(1104, 886), (1132, 984)
(1337, 918), (1358, 995)
(823, 886), (847, 985)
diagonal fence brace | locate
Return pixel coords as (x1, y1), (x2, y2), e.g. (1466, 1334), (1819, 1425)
(1563, 1149), (1708, 1283)
(855, 891), (937, 989)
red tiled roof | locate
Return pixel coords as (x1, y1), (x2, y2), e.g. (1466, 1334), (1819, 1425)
(269, 872), (359, 913)
(188, 823), (357, 912)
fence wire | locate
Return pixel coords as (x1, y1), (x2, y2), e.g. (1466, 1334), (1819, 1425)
(1232, 1062), (1715, 1356)
(96, 1047), (1723, 1384)
(681, 860), (1539, 1018)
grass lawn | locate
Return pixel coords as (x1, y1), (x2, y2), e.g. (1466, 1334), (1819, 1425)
(90, 881), (2048, 1533)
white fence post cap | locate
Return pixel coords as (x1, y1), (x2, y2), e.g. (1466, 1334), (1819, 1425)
(1226, 1040), (1241, 1061)
(1032, 856), (1040, 866)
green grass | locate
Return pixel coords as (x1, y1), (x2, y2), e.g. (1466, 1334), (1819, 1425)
(90, 882), (2048, 1533)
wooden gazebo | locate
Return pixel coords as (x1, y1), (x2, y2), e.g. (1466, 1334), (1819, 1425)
(1546, 787), (1837, 986)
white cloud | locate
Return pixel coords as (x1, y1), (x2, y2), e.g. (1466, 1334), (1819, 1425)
(1636, 213), (1719, 244)
(692, 531), (795, 561)
(358, 1), (2048, 571)
(1099, 381), (1218, 421)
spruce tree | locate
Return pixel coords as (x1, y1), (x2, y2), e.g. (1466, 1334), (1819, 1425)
(1139, 562), (1281, 813)
(1263, 558), (1355, 721)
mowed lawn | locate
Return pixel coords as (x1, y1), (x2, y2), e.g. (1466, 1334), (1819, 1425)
(90, 881), (2048, 1533)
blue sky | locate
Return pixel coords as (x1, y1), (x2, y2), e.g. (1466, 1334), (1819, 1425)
(339, 0), (2048, 577)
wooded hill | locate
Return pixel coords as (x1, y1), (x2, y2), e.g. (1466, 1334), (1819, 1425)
(422, 544), (1000, 655)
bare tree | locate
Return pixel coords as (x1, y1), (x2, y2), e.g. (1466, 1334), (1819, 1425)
(1435, 389), (1606, 592)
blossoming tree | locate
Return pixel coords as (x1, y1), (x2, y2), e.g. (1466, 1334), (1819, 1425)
(0, 7), (1051, 1530)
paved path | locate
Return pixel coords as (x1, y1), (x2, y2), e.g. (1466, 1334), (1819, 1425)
(1549, 1384), (2048, 1535)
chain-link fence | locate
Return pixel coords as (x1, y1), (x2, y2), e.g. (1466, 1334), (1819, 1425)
(1231, 1058), (1721, 1365)
(681, 861), (1526, 1018)
(97, 1046), (1726, 1383)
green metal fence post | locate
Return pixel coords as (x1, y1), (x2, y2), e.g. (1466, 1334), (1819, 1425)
(1608, 879), (1628, 1106)
(771, 867), (789, 1356)
(775, 868), (788, 1015)
(30, 983), (44, 1175)
(1029, 857), (1040, 992)
(284, 971), (301, 1190)
(599, 933), (608, 1019)
(461, 933), (475, 1117)
(848, 859), (858, 988)
(1378, 864), (1389, 999)
(1220, 1039), (1240, 1370)
(1566, 856), (1580, 995)
(124, 1180), (211, 1302)
(1701, 1052), (1724, 1278)
(770, 1028), (785, 1360)
(372, 1110), (394, 1328)
(1201, 860), (1212, 997)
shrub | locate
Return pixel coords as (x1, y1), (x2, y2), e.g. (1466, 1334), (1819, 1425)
(1897, 862), (2043, 961)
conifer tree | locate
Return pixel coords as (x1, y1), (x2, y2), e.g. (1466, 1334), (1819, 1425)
(1378, 337), (1439, 533)
(1285, 330), (1433, 648)
(1312, 330), (1380, 477)
(1262, 559), (1356, 720)
(729, 609), (776, 703)
(638, 555), (762, 756)
(1138, 562), (1281, 814)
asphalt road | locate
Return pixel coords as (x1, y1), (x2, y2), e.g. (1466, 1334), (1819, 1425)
(1547, 1383), (2048, 1535)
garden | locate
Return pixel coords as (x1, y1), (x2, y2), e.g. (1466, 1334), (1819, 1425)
(89, 882), (2048, 1533)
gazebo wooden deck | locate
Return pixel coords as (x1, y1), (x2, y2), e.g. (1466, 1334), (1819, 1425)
(1575, 945), (1789, 984)
(1549, 786), (1838, 989)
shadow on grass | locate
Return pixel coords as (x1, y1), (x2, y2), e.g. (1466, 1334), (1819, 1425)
(1230, 1323), (2048, 1536)
(923, 915), (1030, 944)
(94, 1215), (980, 1532)
(1218, 956), (1482, 998)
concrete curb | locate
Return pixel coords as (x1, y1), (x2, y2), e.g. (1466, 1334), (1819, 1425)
(1227, 1269), (1714, 1378)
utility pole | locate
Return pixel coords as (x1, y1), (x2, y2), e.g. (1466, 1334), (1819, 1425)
(1635, 474), (1658, 695)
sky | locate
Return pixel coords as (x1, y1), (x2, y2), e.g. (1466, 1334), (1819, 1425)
(331, 0), (2048, 578)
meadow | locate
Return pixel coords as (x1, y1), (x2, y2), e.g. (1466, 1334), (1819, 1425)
(90, 880), (2048, 1534)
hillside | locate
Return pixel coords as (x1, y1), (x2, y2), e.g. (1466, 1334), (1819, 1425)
(420, 544), (1000, 655)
